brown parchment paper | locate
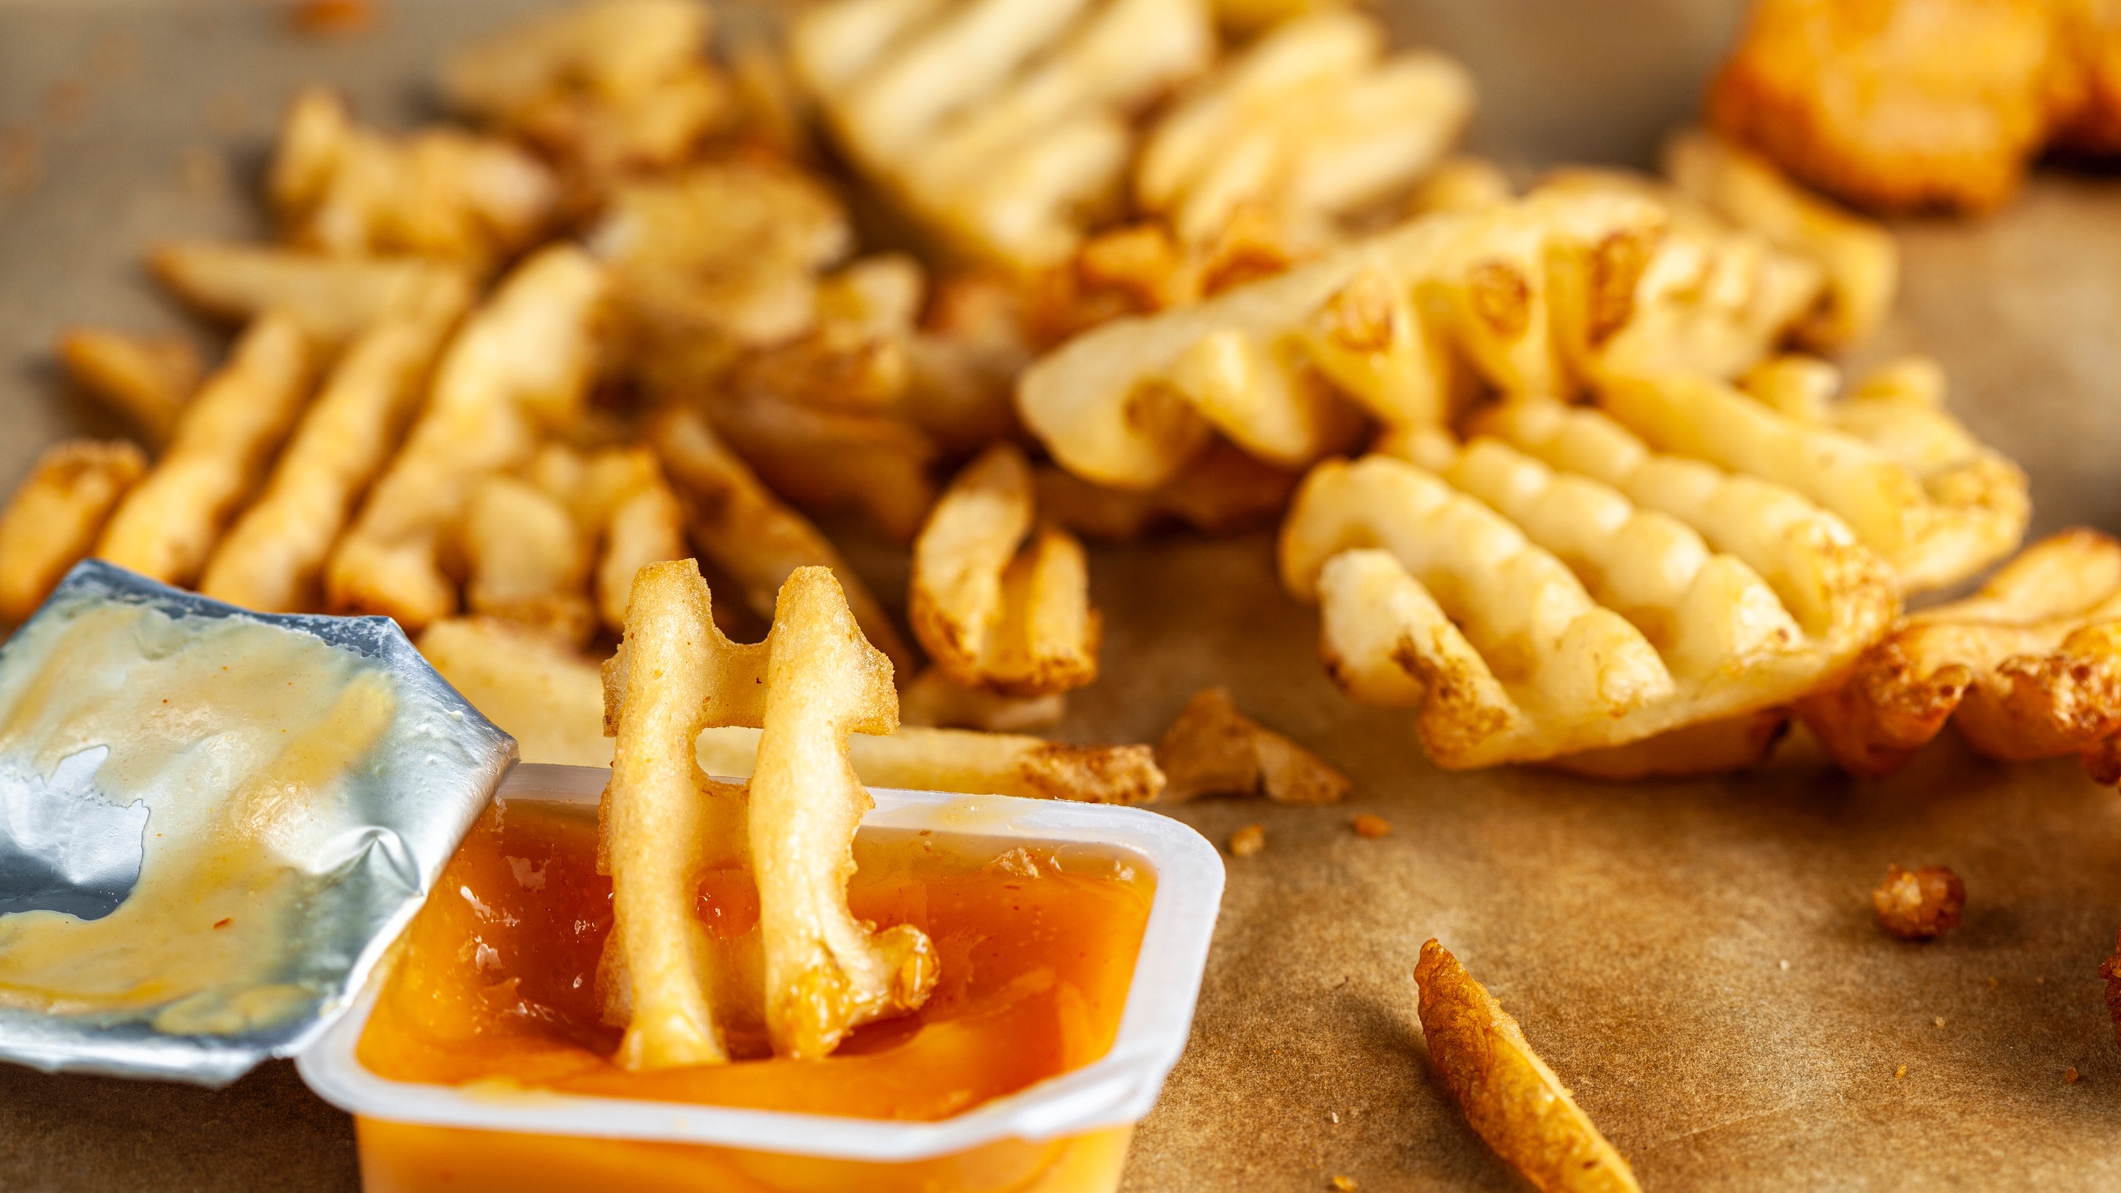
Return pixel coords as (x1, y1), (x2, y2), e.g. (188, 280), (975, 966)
(6, 2), (2121, 1190)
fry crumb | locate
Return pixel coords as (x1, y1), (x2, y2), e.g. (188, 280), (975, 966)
(1894, 1064), (1907, 1079)
(1873, 864), (1965, 940)
(290, 0), (377, 36)
(1989, 977), (1999, 990)
(2066, 1067), (2081, 1084)
(1779, 959), (1790, 970)
(1229, 823), (1266, 858)
(1933, 1016), (1946, 1028)
(1330, 1178), (1357, 1192)
(1351, 814), (1390, 839)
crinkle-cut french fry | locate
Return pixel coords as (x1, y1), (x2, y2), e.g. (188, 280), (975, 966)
(1600, 361), (2028, 593)
(1281, 432), (1894, 768)
(462, 474), (596, 643)
(1137, 11), (1472, 245)
(148, 241), (471, 346)
(0, 441), (148, 624)
(1414, 939), (1642, 1193)
(602, 559), (770, 1071)
(912, 443), (1100, 695)
(56, 328), (202, 445)
(1017, 186), (1666, 489)
(1542, 710), (1790, 780)
(1069, 206), (1311, 322)
(1156, 686), (1347, 803)
(695, 724), (1166, 804)
(269, 87), (558, 268)
(1796, 529), (2121, 779)
(1541, 167), (1824, 385)
(750, 567), (935, 1060)
(417, 616), (613, 767)
(1035, 439), (1299, 541)
(1663, 128), (1897, 351)
(646, 403), (915, 675)
(794, 0), (1214, 270)
(327, 245), (609, 629)
(441, 0), (730, 186)
(1407, 155), (1513, 217)
(199, 272), (471, 613)
(706, 389), (938, 544)
(95, 315), (316, 587)
(899, 667), (1066, 732)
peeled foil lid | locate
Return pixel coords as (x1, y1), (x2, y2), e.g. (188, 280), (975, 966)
(0, 561), (516, 1086)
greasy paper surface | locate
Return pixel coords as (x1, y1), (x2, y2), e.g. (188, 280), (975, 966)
(4, 0), (2121, 1188)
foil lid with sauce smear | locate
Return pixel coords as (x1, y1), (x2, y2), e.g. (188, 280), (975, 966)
(0, 561), (517, 1086)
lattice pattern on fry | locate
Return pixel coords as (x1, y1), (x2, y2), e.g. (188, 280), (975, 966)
(912, 442), (1099, 696)
(1598, 356), (2028, 594)
(270, 87), (558, 269)
(1018, 185), (1668, 490)
(1278, 408), (1895, 768)
(1797, 529), (2121, 781)
(794, 0), (1215, 270)
(1135, 10), (1471, 246)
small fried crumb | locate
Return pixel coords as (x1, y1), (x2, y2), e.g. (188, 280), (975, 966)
(2066, 1067), (2082, 1084)
(1330, 1178), (1358, 1192)
(290, 0), (376, 36)
(1352, 814), (1391, 839)
(1873, 864), (1965, 940)
(1934, 1016), (1946, 1028)
(1229, 823), (1266, 858)
(1894, 1065), (1907, 1079)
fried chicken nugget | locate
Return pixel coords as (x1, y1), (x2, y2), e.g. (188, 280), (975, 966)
(1706, 0), (2071, 213)
(0, 441), (147, 624)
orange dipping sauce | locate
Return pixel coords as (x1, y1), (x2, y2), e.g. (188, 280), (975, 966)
(357, 799), (1155, 1121)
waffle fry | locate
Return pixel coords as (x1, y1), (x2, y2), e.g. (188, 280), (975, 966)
(269, 87), (558, 268)
(1035, 439), (1300, 540)
(95, 314), (317, 587)
(0, 441), (148, 624)
(911, 443), (1099, 696)
(1018, 185), (1666, 489)
(899, 667), (1067, 732)
(707, 389), (938, 543)
(794, 0), (1215, 269)
(327, 245), (610, 629)
(199, 272), (471, 613)
(149, 242), (470, 346)
(417, 616), (613, 767)
(1797, 529), (2121, 779)
(1406, 155), (1513, 217)
(1414, 939), (1642, 1193)
(1280, 403), (1895, 769)
(1136, 11), (1472, 245)
(1600, 359), (2028, 593)
(56, 328), (201, 446)
(463, 474), (598, 642)
(645, 403), (915, 674)
(695, 724), (1165, 804)
(1156, 686), (1347, 803)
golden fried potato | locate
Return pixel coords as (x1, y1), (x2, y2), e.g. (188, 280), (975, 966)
(1137, 11), (1472, 244)
(1706, 0), (2069, 213)
(1541, 711), (1790, 780)
(707, 389), (938, 543)
(463, 474), (597, 642)
(646, 403), (915, 675)
(199, 272), (471, 612)
(327, 245), (610, 628)
(1017, 185), (1666, 489)
(1662, 129), (1897, 351)
(695, 724), (1165, 804)
(750, 567), (936, 1060)
(1414, 939), (1641, 1193)
(592, 457), (688, 635)
(56, 327), (202, 445)
(901, 273), (1033, 452)
(1797, 528), (2121, 778)
(148, 241), (471, 346)
(1601, 359), (2028, 593)
(270, 87), (558, 268)
(2054, 0), (2121, 151)
(0, 440), (147, 624)
(1280, 401), (1896, 769)
(1035, 439), (1300, 541)
(95, 315), (317, 586)
(912, 444), (1099, 696)
(1873, 863), (1966, 939)
(899, 667), (1067, 732)
(1155, 686), (1347, 803)
(794, 0), (1214, 269)
(417, 616), (613, 766)
(1406, 155), (1513, 217)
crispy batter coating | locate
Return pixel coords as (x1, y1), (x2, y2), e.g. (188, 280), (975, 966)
(1414, 940), (1641, 1193)
(0, 440), (148, 625)
(1873, 864), (1966, 939)
(1798, 528), (2121, 778)
(695, 724), (1166, 804)
(56, 327), (201, 445)
(418, 617), (613, 767)
(148, 242), (470, 347)
(1155, 686), (1348, 803)
(1707, 0), (2071, 213)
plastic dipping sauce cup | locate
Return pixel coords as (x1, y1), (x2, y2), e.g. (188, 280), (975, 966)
(298, 764), (1226, 1193)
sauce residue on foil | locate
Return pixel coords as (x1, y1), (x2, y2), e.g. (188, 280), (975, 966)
(0, 598), (396, 1033)
(358, 800), (1154, 1119)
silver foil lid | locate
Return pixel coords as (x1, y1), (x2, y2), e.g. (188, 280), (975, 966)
(0, 561), (516, 1086)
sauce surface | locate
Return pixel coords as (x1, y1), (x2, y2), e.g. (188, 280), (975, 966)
(358, 799), (1154, 1120)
